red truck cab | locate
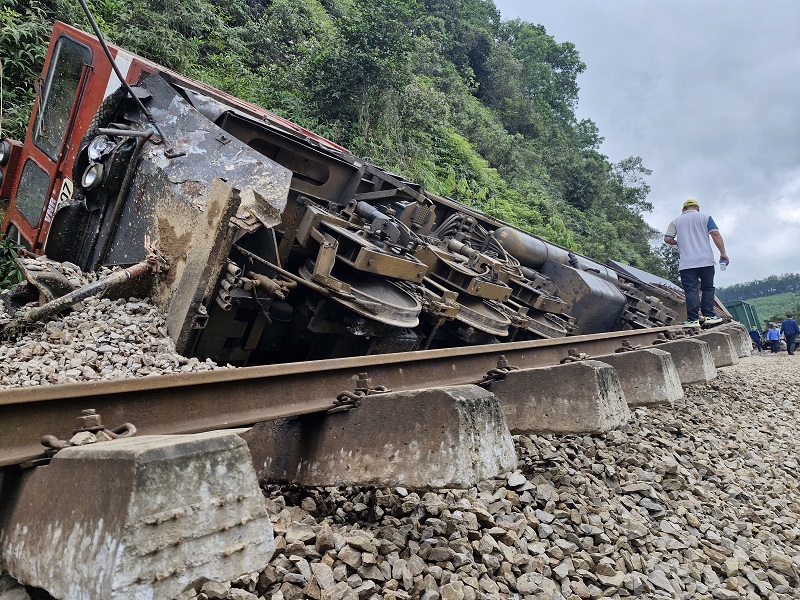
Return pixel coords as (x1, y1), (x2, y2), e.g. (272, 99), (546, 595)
(2, 23), (118, 251)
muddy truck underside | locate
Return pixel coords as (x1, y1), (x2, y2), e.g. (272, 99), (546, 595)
(0, 22), (687, 366)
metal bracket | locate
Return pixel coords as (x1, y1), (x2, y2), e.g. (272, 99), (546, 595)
(653, 330), (690, 345)
(614, 339), (641, 353)
(560, 347), (590, 364)
(145, 235), (170, 274)
(329, 372), (390, 413)
(192, 304), (209, 330)
(39, 409), (137, 460)
(477, 355), (519, 387)
(163, 147), (186, 159)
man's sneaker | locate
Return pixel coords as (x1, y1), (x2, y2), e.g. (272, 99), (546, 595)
(682, 319), (700, 325)
(704, 315), (723, 324)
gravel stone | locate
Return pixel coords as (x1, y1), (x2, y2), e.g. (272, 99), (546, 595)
(4, 270), (800, 600)
(250, 355), (800, 600)
(0, 258), (229, 390)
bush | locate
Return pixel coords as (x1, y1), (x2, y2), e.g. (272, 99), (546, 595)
(0, 3), (51, 140)
(0, 234), (23, 289)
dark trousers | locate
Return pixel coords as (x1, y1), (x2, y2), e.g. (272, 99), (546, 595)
(679, 266), (716, 321)
(770, 339), (780, 353)
(786, 335), (796, 354)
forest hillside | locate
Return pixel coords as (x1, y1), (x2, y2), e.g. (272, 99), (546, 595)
(1, 0), (674, 277)
(716, 273), (800, 303)
(744, 293), (800, 324)
(718, 274), (800, 322)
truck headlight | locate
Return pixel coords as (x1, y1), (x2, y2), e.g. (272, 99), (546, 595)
(87, 135), (114, 161)
(81, 162), (104, 190)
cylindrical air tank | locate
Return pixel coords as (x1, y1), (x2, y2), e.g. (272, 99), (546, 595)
(492, 226), (618, 283)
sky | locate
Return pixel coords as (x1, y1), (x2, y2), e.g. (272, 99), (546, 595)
(492, 0), (800, 287)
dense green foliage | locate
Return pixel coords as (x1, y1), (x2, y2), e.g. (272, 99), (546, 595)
(654, 243), (680, 285)
(743, 292), (800, 324)
(0, 233), (22, 288)
(0, 0), (672, 275)
(0, 1), (51, 139)
(718, 274), (800, 324)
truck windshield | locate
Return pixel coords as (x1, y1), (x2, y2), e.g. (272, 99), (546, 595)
(32, 36), (91, 160)
(15, 160), (52, 227)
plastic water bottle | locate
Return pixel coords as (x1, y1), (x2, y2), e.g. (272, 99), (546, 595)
(719, 259), (728, 271)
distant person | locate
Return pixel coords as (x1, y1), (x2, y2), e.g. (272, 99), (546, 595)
(767, 324), (781, 353)
(780, 313), (799, 355)
(749, 327), (763, 352)
(663, 199), (729, 325)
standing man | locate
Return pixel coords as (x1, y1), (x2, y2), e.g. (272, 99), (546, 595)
(663, 199), (729, 325)
(767, 324), (781, 353)
(781, 313), (799, 355)
(749, 327), (763, 352)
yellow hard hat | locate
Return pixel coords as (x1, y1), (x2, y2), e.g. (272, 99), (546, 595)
(682, 198), (699, 209)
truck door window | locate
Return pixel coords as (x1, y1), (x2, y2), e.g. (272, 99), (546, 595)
(15, 160), (52, 227)
(32, 36), (92, 160)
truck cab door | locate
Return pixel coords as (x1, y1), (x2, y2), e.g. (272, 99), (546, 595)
(4, 34), (92, 252)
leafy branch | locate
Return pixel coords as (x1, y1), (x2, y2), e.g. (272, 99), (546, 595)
(0, 235), (23, 290)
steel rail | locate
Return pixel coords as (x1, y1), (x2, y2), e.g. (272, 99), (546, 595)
(0, 326), (688, 467)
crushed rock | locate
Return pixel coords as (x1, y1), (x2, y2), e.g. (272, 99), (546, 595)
(0, 256), (229, 388)
(2, 256), (799, 600)
(243, 355), (799, 600)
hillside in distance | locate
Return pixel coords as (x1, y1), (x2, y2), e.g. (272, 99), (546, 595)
(717, 273), (800, 303)
(742, 293), (800, 324)
(718, 273), (800, 322)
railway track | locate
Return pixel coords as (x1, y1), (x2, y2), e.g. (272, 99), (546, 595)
(0, 321), (750, 600)
(0, 326), (688, 469)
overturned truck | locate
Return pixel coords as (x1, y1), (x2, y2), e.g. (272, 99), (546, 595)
(0, 22), (680, 366)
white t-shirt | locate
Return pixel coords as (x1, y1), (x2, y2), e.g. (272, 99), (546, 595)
(664, 210), (719, 270)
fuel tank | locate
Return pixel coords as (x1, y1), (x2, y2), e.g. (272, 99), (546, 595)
(492, 226), (619, 283)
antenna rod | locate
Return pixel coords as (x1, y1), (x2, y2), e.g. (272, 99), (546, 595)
(76, 0), (165, 143)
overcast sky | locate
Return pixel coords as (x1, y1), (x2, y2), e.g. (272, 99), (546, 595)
(493, 0), (800, 287)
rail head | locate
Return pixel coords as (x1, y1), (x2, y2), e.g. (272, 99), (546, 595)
(0, 326), (696, 467)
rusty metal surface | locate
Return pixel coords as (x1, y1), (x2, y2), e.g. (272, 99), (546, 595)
(0, 327), (689, 468)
